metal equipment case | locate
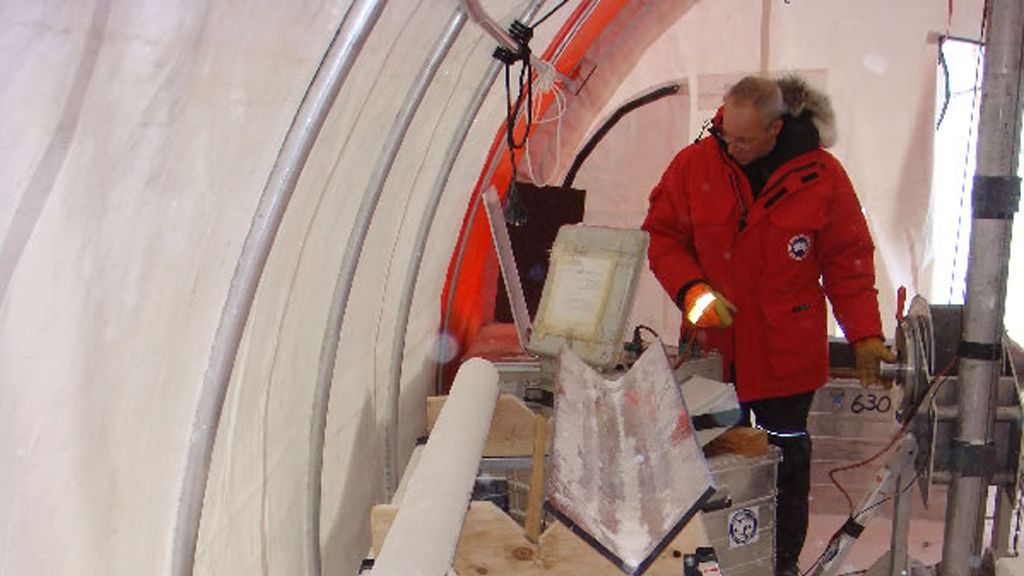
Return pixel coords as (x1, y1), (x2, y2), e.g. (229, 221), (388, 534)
(705, 448), (781, 576)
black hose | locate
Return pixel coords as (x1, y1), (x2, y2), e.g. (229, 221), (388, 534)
(562, 83), (681, 189)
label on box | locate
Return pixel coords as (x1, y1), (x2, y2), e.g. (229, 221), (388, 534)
(727, 507), (760, 548)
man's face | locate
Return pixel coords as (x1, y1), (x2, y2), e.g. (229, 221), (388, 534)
(719, 99), (782, 165)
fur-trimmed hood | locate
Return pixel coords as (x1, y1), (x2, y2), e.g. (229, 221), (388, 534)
(776, 75), (836, 147)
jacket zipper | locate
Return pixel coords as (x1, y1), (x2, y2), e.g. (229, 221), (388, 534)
(727, 170), (748, 231)
(758, 160), (819, 210)
(716, 145), (749, 232)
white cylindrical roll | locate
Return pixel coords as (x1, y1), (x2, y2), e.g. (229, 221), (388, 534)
(372, 357), (500, 576)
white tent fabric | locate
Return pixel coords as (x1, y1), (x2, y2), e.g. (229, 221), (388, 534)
(0, 1), (995, 575)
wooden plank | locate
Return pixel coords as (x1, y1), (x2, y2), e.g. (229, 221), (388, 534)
(372, 503), (712, 575)
(372, 502), (544, 575)
(702, 427), (770, 458)
(428, 393), (548, 457)
(523, 414), (549, 542)
(370, 505), (398, 556)
(539, 513), (712, 575)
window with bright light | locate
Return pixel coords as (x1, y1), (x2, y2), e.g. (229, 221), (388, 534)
(932, 38), (1023, 342)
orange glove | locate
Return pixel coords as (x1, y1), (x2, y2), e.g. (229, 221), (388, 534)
(852, 337), (897, 388)
(682, 283), (737, 328)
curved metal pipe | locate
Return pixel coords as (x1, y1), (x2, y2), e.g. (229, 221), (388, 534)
(384, 42), (501, 501)
(459, 0), (519, 52)
(169, 2), (386, 575)
(436, 183), (488, 394)
(306, 9), (465, 575)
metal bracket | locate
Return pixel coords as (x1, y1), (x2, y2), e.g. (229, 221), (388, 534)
(950, 440), (997, 477)
(958, 340), (1003, 361)
(972, 175), (1021, 219)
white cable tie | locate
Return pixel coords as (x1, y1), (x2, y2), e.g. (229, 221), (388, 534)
(534, 59), (557, 93)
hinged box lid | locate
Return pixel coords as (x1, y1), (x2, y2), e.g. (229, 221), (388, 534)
(526, 225), (648, 370)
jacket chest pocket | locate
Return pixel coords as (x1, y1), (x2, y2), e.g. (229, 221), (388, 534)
(691, 194), (738, 269)
(764, 190), (826, 274)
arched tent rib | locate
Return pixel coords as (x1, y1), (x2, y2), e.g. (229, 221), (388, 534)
(173, 2), (386, 575)
(384, 0), (551, 505)
(304, 10), (465, 575)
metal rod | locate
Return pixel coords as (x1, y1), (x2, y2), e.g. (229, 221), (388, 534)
(382, 8), (467, 502)
(384, 30), (507, 475)
(168, 3), (385, 575)
(931, 471), (1016, 485)
(306, 9), (463, 574)
(890, 469), (912, 576)
(992, 486), (1015, 557)
(940, 0), (1024, 572)
(933, 405), (1021, 421)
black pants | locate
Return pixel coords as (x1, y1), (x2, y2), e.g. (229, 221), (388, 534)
(739, 391), (815, 574)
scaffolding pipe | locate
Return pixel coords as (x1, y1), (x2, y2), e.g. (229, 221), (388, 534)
(168, 2), (385, 575)
(939, 0), (1023, 574)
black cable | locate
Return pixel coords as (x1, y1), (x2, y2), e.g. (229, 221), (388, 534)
(826, 356), (958, 534)
(936, 39), (951, 130)
(503, 64), (519, 182)
(636, 324), (660, 340)
(533, 0), (571, 28)
(852, 467), (922, 522)
(503, 62), (534, 151)
(626, 325), (661, 355)
(497, 14), (537, 189)
(503, 60), (537, 190)
(562, 84), (681, 188)
(799, 474), (917, 576)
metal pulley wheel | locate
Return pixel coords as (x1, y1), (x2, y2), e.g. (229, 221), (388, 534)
(889, 296), (965, 506)
(893, 296), (940, 505)
(892, 295), (934, 422)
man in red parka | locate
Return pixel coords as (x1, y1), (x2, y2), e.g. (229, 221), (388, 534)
(642, 75), (895, 576)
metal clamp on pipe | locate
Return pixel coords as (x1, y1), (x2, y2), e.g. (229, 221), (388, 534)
(459, 0), (552, 71)
(949, 439), (997, 478)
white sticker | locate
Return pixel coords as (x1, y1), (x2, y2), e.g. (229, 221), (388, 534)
(727, 507), (760, 548)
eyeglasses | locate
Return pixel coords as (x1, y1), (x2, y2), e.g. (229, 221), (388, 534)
(709, 126), (763, 150)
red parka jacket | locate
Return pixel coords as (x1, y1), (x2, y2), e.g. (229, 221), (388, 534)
(642, 134), (883, 402)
